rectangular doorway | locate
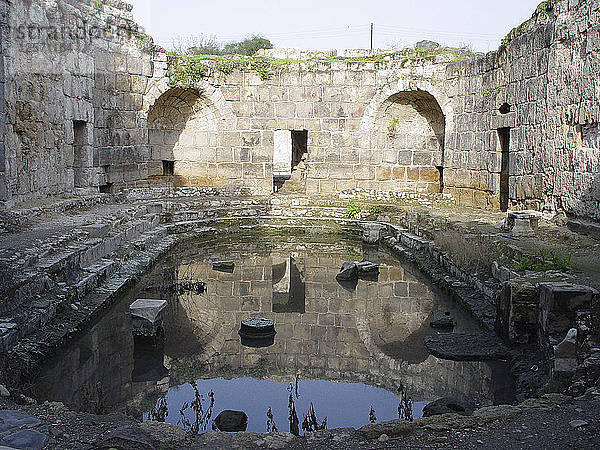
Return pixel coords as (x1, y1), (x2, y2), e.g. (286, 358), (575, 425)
(273, 129), (308, 192)
(291, 130), (308, 168)
(498, 128), (510, 212)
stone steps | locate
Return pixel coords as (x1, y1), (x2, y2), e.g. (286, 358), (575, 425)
(3, 227), (179, 378)
(0, 205), (168, 356)
(275, 164), (307, 195)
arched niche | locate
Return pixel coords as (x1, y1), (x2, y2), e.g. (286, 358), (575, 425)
(374, 90), (446, 193)
(146, 87), (220, 184)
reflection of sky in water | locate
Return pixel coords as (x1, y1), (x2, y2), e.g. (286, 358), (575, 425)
(144, 377), (428, 434)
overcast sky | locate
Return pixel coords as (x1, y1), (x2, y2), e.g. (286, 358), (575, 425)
(127, 0), (543, 52)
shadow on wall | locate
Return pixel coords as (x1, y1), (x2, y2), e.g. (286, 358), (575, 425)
(373, 91), (445, 193)
(147, 87), (220, 186)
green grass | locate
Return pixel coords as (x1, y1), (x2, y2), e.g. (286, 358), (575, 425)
(515, 248), (575, 273)
(165, 46), (474, 88)
(368, 204), (383, 216)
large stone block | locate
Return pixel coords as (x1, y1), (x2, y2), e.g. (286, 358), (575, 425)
(539, 283), (598, 343)
(496, 280), (539, 345)
(130, 299), (167, 338)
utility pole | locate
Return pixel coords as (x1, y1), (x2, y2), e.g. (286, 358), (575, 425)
(370, 23), (374, 51)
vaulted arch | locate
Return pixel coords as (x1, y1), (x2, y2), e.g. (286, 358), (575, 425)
(146, 87), (220, 184)
(370, 89), (446, 193)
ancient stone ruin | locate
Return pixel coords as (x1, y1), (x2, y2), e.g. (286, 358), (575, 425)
(0, 0), (596, 219)
(0, 0), (599, 448)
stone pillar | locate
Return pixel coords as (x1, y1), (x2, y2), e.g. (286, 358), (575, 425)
(130, 299), (168, 339)
(362, 222), (384, 244)
(495, 280), (539, 345)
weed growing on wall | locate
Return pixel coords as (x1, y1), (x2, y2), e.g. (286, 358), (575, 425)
(501, 1), (554, 47)
(368, 204), (384, 216)
(136, 32), (162, 55)
(165, 46), (473, 89)
(345, 200), (362, 219)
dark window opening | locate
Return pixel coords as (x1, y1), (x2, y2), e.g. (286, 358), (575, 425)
(498, 128), (510, 212)
(499, 103), (511, 114)
(579, 123), (600, 149)
(100, 183), (113, 194)
(73, 120), (87, 188)
(436, 166), (444, 193)
(273, 130), (308, 193)
(162, 160), (174, 176)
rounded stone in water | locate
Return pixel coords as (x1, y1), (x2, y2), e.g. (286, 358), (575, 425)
(239, 318), (276, 338)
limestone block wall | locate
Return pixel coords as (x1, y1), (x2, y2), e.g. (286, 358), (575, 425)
(1, 0), (153, 201)
(138, 0), (599, 221)
(444, 0), (600, 219)
(142, 57), (450, 196)
(0, 2), (9, 208)
(2, 0), (598, 222)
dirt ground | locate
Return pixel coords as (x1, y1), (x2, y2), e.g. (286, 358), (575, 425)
(1, 391), (599, 449)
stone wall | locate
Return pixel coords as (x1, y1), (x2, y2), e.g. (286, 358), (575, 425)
(135, 0), (599, 220)
(2, 0), (599, 223)
(444, 0), (600, 218)
(141, 55), (450, 196)
(1, 0), (152, 201)
(0, 0), (9, 208)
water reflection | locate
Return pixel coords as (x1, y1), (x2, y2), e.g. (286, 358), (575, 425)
(272, 256), (305, 314)
(31, 233), (514, 428)
(132, 340), (168, 383)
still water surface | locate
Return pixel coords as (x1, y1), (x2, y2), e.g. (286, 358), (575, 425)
(34, 232), (513, 433)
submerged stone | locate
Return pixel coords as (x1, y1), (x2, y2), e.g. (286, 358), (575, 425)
(214, 410), (248, 432)
(130, 299), (168, 323)
(337, 277), (359, 292)
(130, 299), (168, 338)
(357, 261), (380, 276)
(239, 318), (276, 339)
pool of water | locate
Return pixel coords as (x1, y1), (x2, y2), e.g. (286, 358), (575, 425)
(143, 377), (429, 434)
(32, 231), (513, 434)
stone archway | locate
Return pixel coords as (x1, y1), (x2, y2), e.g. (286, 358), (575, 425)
(146, 87), (220, 185)
(374, 90), (446, 193)
(361, 79), (450, 194)
(143, 77), (237, 186)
